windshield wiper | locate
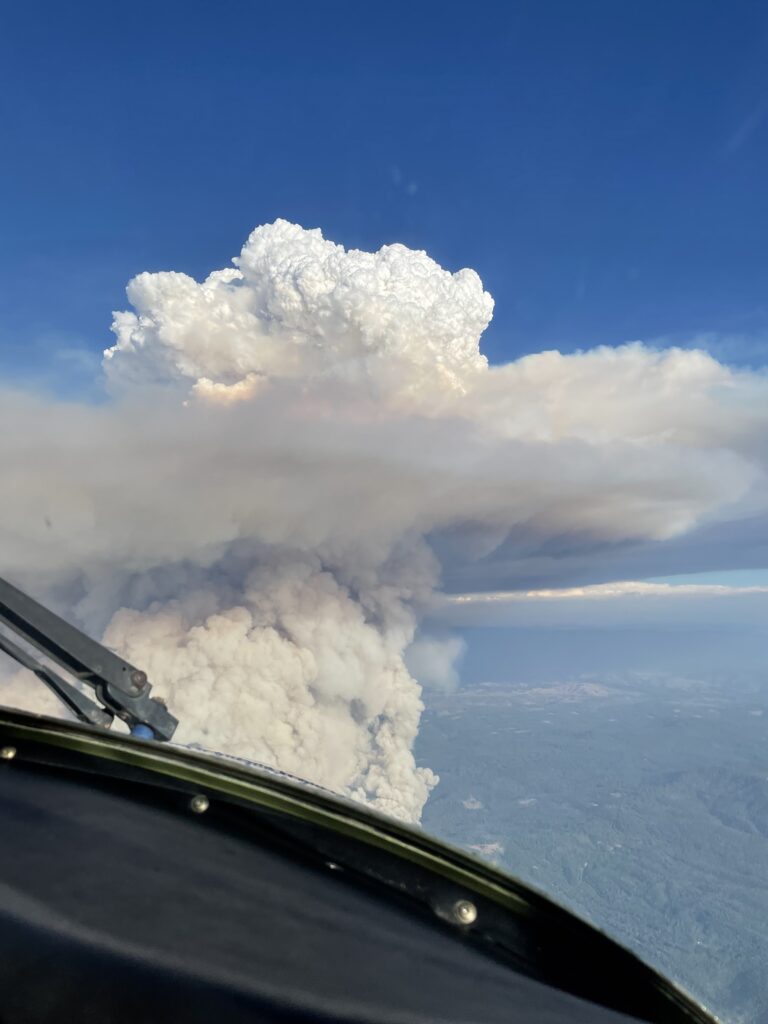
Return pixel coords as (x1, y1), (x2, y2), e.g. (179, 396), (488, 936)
(0, 575), (177, 741)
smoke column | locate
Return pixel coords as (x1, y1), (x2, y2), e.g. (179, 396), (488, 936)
(2, 220), (768, 821)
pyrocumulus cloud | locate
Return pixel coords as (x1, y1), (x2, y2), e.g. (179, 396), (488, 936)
(2, 219), (768, 821)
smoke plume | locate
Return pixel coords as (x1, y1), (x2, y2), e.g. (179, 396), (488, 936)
(2, 220), (768, 821)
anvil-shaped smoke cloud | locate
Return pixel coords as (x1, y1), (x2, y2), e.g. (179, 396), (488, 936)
(2, 220), (767, 821)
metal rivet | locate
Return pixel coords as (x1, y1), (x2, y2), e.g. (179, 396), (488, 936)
(1, 746), (17, 760)
(189, 794), (209, 814)
(453, 899), (478, 925)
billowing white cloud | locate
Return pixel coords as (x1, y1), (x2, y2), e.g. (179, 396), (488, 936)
(2, 219), (768, 821)
(102, 556), (437, 820)
(105, 219), (493, 397)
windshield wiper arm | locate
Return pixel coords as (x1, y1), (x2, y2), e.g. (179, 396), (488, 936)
(0, 630), (113, 729)
(0, 575), (177, 741)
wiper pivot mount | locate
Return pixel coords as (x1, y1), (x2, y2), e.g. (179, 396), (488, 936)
(0, 576), (177, 741)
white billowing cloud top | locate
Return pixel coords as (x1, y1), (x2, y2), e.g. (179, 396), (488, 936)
(106, 219), (493, 397)
(2, 220), (768, 822)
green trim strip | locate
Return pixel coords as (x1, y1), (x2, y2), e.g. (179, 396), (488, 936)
(0, 713), (530, 913)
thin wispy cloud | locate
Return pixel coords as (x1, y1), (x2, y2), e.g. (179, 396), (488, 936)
(447, 581), (768, 603)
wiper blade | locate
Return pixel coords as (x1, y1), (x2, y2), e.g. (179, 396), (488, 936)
(0, 630), (113, 729)
(0, 575), (177, 741)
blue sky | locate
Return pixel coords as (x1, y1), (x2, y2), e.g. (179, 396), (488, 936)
(2, 0), (767, 391)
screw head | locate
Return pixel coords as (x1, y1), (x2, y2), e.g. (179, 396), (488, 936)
(189, 794), (209, 814)
(1, 746), (17, 761)
(128, 670), (147, 694)
(453, 899), (478, 926)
